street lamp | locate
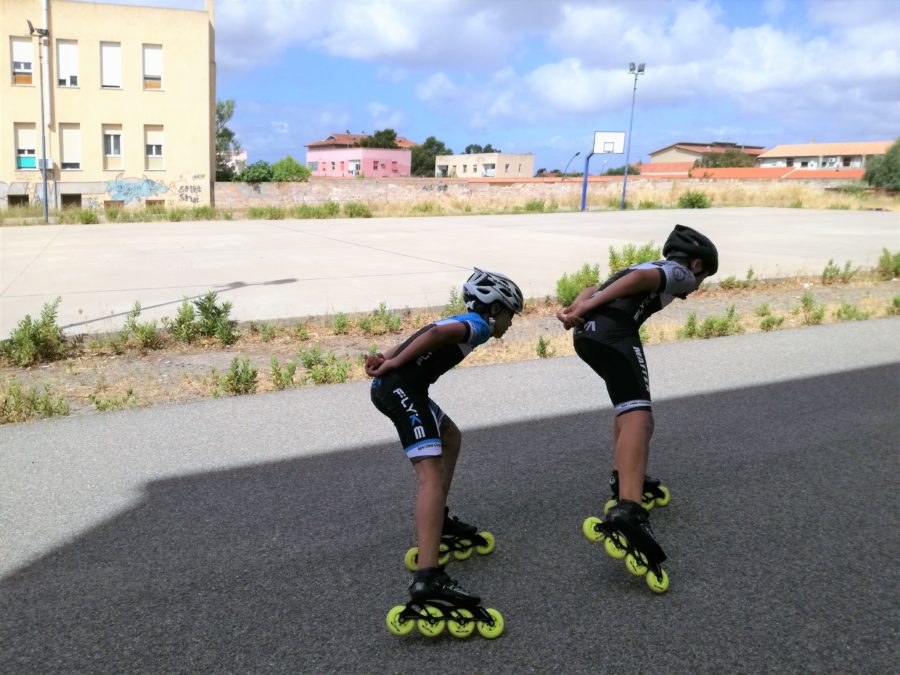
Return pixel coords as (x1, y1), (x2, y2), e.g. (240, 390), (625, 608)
(27, 20), (50, 223)
(620, 62), (645, 210)
(561, 151), (580, 181)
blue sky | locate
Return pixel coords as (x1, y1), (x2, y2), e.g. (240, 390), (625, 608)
(86, 0), (899, 172)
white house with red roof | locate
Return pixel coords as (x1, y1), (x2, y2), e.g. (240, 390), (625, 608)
(756, 141), (892, 170)
(648, 142), (765, 164)
(305, 133), (416, 178)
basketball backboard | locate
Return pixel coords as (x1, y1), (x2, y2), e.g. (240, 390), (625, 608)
(593, 131), (625, 154)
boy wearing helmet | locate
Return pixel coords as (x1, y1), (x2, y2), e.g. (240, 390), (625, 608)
(557, 225), (718, 588)
(367, 268), (524, 612)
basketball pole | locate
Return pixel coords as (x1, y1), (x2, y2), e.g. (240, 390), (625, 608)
(580, 152), (594, 211)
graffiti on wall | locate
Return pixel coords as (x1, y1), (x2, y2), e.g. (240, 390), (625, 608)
(106, 176), (169, 204)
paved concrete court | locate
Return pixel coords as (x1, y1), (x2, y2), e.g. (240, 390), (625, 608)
(1, 207), (897, 335)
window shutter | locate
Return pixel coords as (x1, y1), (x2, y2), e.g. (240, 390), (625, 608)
(60, 125), (81, 165)
(101, 42), (121, 87)
(12, 38), (33, 65)
(143, 45), (162, 77)
(145, 127), (164, 147)
(57, 41), (78, 85)
(17, 125), (37, 150)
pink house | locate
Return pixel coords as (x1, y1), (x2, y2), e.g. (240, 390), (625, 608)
(305, 133), (416, 178)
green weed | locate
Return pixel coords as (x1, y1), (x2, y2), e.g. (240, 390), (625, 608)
(444, 287), (466, 316)
(536, 336), (556, 358)
(834, 303), (870, 321)
(677, 191), (711, 208)
(609, 242), (662, 274)
(332, 313), (350, 335)
(760, 315), (785, 332)
(343, 202), (372, 218)
(193, 291), (237, 345)
(90, 388), (138, 411)
(876, 248), (900, 279)
(678, 306), (744, 339)
(556, 263), (601, 306)
(222, 357), (258, 395)
(2, 297), (66, 366)
(270, 357), (298, 390)
(123, 302), (164, 352)
(1, 379), (70, 424)
(821, 259), (859, 285)
(795, 291), (826, 325)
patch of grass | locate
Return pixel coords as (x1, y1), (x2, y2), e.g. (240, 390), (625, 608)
(794, 291), (826, 325)
(760, 315), (785, 332)
(166, 298), (198, 343)
(123, 302), (164, 352)
(834, 303), (870, 321)
(90, 388), (138, 411)
(719, 267), (758, 290)
(357, 303), (402, 336)
(2, 297), (66, 366)
(258, 322), (276, 342)
(638, 200), (663, 209)
(609, 242), (662, 275)
(827, 203), (851, 210)
(222, 357), (258, 395)
(556, 263), (601, 307)
(754, 303), (772, 317)
(535, 336), (556, 358)
(298, 345), (326, 370)
(193, 291), (237, 345)
(305, 352), (352, 385)
(411, 202), (443, 215)
(677, 191), (711, 208)
(331, 312), (350, 335)
(887, 295), (900, 316)
(876, 248), (900, 280)
(524, 199), (546, 213)
(291, 202), (340, 219)
(444, 287), (466, 316)
(821, 259), (859, 285)
(678, 306), (744, 339)
(292, 323), (311, 340)
(1, 379), (70, 424)
(270, 356), (298, 390)
(789, 200), (804, 208)
(248, 206), (286, 220)
(343, 202), (372, 218)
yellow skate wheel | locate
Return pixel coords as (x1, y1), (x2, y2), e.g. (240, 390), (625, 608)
(625, 552), (649, 576)
(417, 605), (446, 637)
(386, 605), (414, 636)
(447, 608), (475, 638)
(475, 531), (495, 555)
(453, 540), (474, 560)
(582, 516), (605, 542)
(641, 493), (655, 511)
(476, 608), (504, 639)
(603, 499), (617, 515)
(403, 547), (419, 572)
(655, 486), (671, 507)
(438, 543), (451, 567)
(646, 568), (669, 593)
(604, 533), (628, 559)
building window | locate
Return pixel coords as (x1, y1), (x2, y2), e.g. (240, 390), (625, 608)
(11, 37), (33, 85)
(103, 124), (123, 170)
(61, 194), (82, 209)
(143, 44), (162, 89)
(15, 123), (37, 169)
(842, 157), (852, 167)
(56, 40), (78, 87)
(100, 42), (122, 88)
(340, 161), (345, 171)
(331, 161), (336, 171)
(372, 160), (378, 171)
(60, 124), (81, 170)
(144, 125), (164, 170)
(308, 161), (318, 171)
(504, 163), (510, 172)
(391, 160), (398, 173)
(8, 195), (29, 207)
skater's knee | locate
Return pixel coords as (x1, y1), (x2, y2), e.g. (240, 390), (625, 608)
(414, 456), (444, 488)
(618, 410), (654, 439)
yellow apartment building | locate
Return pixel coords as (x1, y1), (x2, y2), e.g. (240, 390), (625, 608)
(1, 0), (216, 210)
(434, 152), (535, 179)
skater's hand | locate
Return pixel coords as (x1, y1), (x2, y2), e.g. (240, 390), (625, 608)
(557, 303), (585, 330)
(364, 352), (386, 377)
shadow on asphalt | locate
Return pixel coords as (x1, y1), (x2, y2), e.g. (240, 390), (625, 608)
(2, 365), (898, 673)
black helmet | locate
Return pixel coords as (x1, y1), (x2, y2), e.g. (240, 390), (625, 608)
(663, 225), (718, 276)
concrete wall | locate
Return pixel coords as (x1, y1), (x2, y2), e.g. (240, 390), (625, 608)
(1, 0), (215, 209)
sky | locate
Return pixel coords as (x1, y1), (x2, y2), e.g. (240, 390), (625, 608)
(83, 0), (900, 173)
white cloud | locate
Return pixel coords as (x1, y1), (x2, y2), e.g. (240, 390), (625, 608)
(367, 102), (406, 131)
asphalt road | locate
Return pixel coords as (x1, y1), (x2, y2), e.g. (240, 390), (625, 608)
(1, 320), (898, 672)
(2, 207), (897, 335)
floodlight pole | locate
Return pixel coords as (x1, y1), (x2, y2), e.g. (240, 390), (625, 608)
(28, 21), (50, 223)
(620, 62), (645, 211)
(561, 151), (580, 181)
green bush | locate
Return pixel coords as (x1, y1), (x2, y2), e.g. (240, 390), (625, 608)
(677, 191), (711, 208)
(344, 202), (372, 218)
(123, 302), (164, 352)
(760, 315), (785, 332)
(638, 200), (662, 209)
(609, 242), (662, 274)
(3, 297), (66, 366)
(191, 206), (217, 220)
(796, 291), (826, 325)
(90, 388), (138, 411)
(167, 298), (198, 343)
(193, 291), (237, 344)
(678, 306), (744, 339)
(272, 155), (311, 182)
(556, 263), (601, 307)
(719, 267), (757, 290)
(1, 379), (69, 424)
(291, 202), (340, 219)
(239, 160), (274, 183)
(444, 287), (466, 316)
(535, 336), (556, 358)
(270, 357), (298, 390)
(876, 248), (900, 279)
(754, 303), (772, 317)
(888, 295), (900, 316)
(834, 303), (870, 321)
(304, 353), (352, 385)
(357, 303), (402, 336)
(332, 312), (350, 335)
(79, 209), (99, 224)
(248, 206), (286, 220)
(524, 199), (545, 212)
(821, 259), (859, 285)
(863, 138), (900, 190)
(222, 357), (258, 395)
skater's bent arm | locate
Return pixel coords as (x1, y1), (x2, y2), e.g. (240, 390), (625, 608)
(564, 269), (660, 319)
(373, 322), (467, 374)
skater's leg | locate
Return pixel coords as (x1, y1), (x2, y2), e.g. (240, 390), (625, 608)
(439, 418), (461, 496)
(413, 457), (446, 569)
(614, 410), (654, 503)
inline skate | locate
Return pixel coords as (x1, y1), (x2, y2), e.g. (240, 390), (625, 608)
(386, 567), (504, 639)
(604, 470), (671, 514)
(582, 499), (669, 593)
(404, 507), (496, 571)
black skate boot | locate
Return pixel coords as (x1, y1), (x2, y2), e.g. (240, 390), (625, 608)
(385, 567), (505, 639)
(582, 499), (670, 593)
(403, 507), (496, 571)
(606, 470), (671, 513)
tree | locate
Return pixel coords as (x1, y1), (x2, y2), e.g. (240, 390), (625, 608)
(272, 155), (311, 182)
(411, 136), (452, 177)
(464, 143), (500, 154)
(605, 165), (641, 175)
(695, 149), (756, 168)
(358, 129), (399, 149)
(216, 99), (242, 181)
(864, 138), (900, 190)
(238, 160), (273, 183)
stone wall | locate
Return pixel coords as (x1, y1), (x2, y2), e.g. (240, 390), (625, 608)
(212, 176), (865, 210)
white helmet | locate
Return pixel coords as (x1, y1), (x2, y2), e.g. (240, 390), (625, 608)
(463, 268), (524, 314)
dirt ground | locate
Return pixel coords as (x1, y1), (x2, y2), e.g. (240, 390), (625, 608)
(2, 276), (897, 420)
